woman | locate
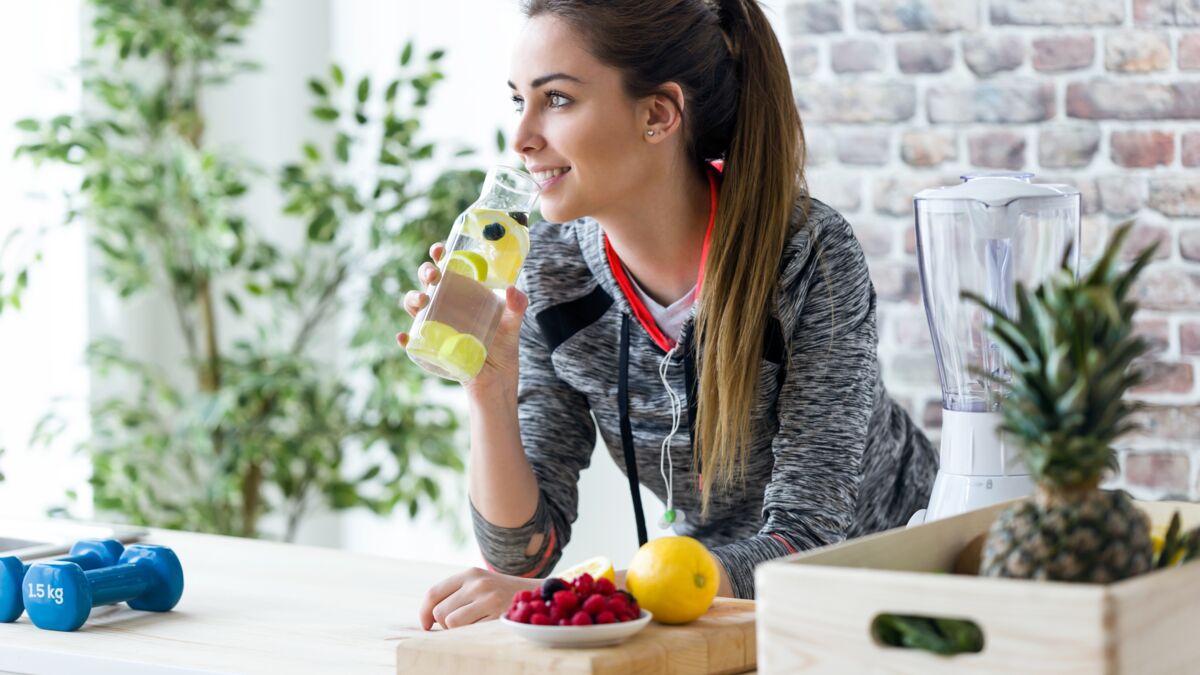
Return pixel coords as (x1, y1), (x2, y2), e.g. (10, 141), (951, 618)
(398, 0), (937, 630)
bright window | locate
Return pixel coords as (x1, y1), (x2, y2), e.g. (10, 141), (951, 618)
(0, 2), (92, 519)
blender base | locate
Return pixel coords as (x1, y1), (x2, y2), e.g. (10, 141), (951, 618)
(908, 471), (1034, 526)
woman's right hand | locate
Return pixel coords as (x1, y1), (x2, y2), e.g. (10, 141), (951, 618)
(396, 242), (529, 395)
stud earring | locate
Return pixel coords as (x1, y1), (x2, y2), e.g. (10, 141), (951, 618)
(646, 130), (656, 136)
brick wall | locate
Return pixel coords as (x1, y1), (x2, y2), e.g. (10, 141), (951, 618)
(783, 0), (1200, 499)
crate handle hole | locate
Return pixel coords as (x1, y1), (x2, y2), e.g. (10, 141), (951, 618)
(870, 613), (985, 656)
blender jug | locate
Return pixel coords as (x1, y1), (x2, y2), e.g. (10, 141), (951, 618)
(910, 172), (1080, 524)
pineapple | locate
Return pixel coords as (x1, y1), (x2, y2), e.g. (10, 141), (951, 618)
(967, 222), (1157, 583)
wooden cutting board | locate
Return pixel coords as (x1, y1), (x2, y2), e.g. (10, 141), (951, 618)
(394, 598), (757, 674)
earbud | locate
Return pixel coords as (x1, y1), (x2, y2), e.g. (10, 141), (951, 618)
(658, 508), (686, 529)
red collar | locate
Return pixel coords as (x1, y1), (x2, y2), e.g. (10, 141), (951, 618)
(604, 166), (720, 352)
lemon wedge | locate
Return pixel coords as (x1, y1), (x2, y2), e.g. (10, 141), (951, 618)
(556, 556), (616, 584)
(437, 332), (487, 380)
(445, 250), (489, 282)
(407, 320), (457, 359)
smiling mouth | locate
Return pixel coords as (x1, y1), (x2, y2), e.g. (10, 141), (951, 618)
(533, 167), (571, 183)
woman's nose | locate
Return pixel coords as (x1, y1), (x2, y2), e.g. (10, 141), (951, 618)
(512, 112), (542, 156)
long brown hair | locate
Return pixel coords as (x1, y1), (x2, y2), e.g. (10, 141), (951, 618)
(522, 0), (807, 514)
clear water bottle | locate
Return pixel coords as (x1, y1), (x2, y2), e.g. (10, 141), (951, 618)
(406, 166), (540, 382)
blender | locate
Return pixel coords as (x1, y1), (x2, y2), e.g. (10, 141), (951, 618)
(908, 172), (1081, 524)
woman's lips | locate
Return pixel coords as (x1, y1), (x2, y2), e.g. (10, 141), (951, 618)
(535, 167), (571, 189)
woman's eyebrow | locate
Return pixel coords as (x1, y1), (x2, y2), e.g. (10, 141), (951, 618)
(507, 73), (584, 90)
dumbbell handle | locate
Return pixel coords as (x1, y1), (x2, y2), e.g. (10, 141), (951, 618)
(16, 548), (112, 578)
(82, 563), (154, 607)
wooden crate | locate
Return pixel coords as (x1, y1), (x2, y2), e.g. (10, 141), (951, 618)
(756, 500), (1200, 674)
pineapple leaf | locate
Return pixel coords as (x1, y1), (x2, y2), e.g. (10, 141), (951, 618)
(1184, 528), (1200, 563)
(1157, 511), (1183, 569)
(1084, 221), (1133, 287)
(1113, 222), (1159, 303)
(962, 218), (1156, 489)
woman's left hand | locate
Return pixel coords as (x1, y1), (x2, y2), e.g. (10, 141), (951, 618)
(419, 567), (541, 630)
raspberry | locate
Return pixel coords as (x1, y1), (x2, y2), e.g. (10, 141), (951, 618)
(595, 610), (617, 624)
(581, 594), (607, 616)
(529, 599), (546, 613)
(552, 589), (579, 612)
(608, 595), (629, 614)
(515, 590), (535, 604)
(572, 573), (594, 596)
(508, 601), (531, 620)
(570, 610), (594, 626)
(558, 618), (570, 626)
(594, 577), (616, 595)
(540, 578), (569, 601)
(529, 613), (551, 625)
(549, 605), (567, 623)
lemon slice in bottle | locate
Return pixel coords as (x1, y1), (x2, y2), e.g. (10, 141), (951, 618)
(407, 320), (458, 359)
(437, 332), (488, 380)
(473, 213), (530, 288)
(444, 250), (489, 282)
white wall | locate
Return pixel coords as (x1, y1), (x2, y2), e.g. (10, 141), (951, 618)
(0, 2), (93, 521)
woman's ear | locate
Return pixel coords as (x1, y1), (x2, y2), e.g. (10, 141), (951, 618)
(640, 82), (685, 143)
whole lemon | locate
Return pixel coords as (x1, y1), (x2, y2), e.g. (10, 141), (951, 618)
(626, 536), (720, 624)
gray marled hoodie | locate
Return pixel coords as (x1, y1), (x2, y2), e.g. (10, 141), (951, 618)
(470, 197), (938, 599)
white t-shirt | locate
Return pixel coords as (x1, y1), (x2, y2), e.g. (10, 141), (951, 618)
(624, 267), (697, 342)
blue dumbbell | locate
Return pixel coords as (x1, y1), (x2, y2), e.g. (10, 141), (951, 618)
(0, 539), (125, 623)
(22, 544), (184, 632)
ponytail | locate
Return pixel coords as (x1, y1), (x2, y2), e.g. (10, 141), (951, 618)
(693, 0), (806, 513)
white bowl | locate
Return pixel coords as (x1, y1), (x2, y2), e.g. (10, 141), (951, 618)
(500, 609), (653, 648)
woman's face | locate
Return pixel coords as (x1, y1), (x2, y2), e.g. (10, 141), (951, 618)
(508, 15), (650, 223)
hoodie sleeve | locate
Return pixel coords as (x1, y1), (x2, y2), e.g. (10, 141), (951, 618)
(708, 212), (878, 599)
(470, 303), (596, 578)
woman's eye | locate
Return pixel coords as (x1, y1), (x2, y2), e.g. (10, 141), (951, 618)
(547, 92), (570, 108)
(511, 96), (525, 113)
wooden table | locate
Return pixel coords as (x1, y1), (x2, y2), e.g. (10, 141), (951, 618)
(0, 528), (462, 674)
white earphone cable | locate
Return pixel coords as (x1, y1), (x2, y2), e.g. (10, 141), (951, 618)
(658, 344), (682, 521)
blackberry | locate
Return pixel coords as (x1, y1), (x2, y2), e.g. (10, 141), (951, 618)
(482, 222), (507, 241)
(540, 577), (569, 601)
(508, 211), (528, 227)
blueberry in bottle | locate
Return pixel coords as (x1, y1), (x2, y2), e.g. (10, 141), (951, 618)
(482, 222), (507, 241)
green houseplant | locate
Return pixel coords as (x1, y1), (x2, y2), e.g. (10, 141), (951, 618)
(9, 0), (488, 540)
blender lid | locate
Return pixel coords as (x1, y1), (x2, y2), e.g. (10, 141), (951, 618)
(914, 171), (1080, 207)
